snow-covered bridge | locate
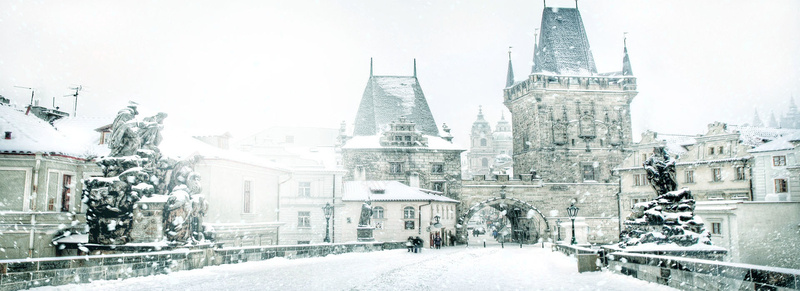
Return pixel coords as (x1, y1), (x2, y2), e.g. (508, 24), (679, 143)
(32, 244), (675, 291)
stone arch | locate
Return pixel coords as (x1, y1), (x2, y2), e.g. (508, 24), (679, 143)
(457, 196), (550, 244)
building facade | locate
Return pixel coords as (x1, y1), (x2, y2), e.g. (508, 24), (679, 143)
(337, 181), (459, 246)
(749, 131), (800, 202)
(465, 107), (513, 177)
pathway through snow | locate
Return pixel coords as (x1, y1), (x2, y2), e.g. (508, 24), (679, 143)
(32, 245), (677, 291)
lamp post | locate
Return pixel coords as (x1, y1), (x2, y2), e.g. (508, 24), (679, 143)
(323, 203), (333, 243)
(567, 202), (579, 245)
(555, 218), (562, 242)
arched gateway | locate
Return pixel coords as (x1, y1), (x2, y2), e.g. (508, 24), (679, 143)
(457, 196), (550, 244)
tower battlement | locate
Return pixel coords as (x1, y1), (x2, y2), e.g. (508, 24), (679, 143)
(504, 73), (637, 102)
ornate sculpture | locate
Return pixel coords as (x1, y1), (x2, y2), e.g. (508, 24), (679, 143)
(643, 147), (677, 195)
(83, 105), (209, 246)
(358, 200), (373, 227)
(619, 147), (710, 248)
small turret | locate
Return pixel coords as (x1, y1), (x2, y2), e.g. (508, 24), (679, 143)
(622, 33), (633, 76)
(506, 47), (515, 88)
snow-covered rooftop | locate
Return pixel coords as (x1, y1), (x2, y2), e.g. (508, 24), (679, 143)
(749, 131), (800, 153)
(533, 7), (597, 75)
(353, 75), (439, 137)
(0, 104), (93, 158)
(342, 135), (464, 151)
(342, 181), (458, 203)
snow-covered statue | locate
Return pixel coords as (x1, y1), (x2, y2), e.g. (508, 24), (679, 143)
(139, 112), (167, 150)
(619, 147), (710, 248)
(108, 106), (141, 157)
(164, 161), (206, 244)
(643, 147), (677, 195)
(358, 200), (373, 227)
(82, 104), (210, 246)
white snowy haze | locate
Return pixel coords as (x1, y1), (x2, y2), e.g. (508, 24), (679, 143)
(0, 0), (798, 143)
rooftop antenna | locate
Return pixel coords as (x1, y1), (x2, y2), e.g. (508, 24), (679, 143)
(64, 85), (82, 116)
(14, 86), (35, 105)
(413, 58), (417, 78)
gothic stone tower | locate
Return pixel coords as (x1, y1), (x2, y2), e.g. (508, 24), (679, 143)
(504, 6), (637, 183)
(342, 59), (464, 200)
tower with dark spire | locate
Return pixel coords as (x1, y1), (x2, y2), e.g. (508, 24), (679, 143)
(506, 47), (515, 88)
(503, 3), (637, 183)
(622, 33), (634, 76)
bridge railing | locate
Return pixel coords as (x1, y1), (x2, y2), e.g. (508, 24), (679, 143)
(607, 252), (800, 290)
(0, 241), (405, 290)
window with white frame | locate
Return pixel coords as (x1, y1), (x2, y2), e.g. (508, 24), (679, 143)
(372, 206), (385, 219)
(432, 181), (445, 192)
(712, 168), (722, 182)
(298, 182), (311, 197)
(773, 156), (787, 166)
(403, 206), (415, 219)
(735, 167), (746, 180)
(685, 170), (695, 183)
(390, 162), (403, 174)
(431, 163), (444, 174)
(298, 211), (310, 227)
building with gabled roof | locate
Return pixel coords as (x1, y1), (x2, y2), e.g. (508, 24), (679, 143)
(0, 104), (100, 259)
(353, 59), (439, 137)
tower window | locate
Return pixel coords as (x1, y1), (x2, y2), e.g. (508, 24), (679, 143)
(481, 158), (488, 167)
(582, 165), (595, 181)
(480, 138), (487, 146)
(390, 162), (403, 174)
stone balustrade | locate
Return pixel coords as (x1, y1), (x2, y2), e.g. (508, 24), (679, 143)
(607, 252), (800, 290)
(0, 241), (404, 290)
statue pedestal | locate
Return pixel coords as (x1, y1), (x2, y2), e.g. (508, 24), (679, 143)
(130, 196), (168, 243)
(357, 226), (375, 242)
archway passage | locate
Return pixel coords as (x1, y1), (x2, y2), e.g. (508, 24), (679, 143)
(457, 197), (550, 244)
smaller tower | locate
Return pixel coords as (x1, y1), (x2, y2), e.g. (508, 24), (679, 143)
(506, 47), (515, 88)
(622, 33), (633, 76)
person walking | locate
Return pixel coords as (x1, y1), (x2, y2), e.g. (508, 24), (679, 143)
(433, 235), (442, 249)
(406, 236), (414, 252)
(413, 236), (423, 253)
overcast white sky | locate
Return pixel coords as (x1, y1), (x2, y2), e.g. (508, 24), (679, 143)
(1, 0), (798, 147)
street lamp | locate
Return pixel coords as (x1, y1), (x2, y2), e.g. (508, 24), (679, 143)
(323, 203), (333, 243)
(555, 218), (562, 241)
(567, 201), (579, 245)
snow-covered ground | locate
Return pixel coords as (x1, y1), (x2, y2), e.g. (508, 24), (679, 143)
(32, 243), (677, 291)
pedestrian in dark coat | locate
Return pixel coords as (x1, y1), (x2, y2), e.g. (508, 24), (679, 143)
(413, 236), (423, 253)
(406, 236), (414, 252)
(433, 235), (442, 249)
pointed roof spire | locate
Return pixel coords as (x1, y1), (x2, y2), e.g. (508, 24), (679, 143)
(506, 46), (515, 88)
(769, 111), (779, 128)
(752, 109), (764, 127)
(532, 28), (539, 74)
(413, 58), (417, 78)
(478, 105), (484, 119)
(533, 6), (597, 75)
(500, 111), (505, 120)
(370, 58), (373, 77)
(622, 32), (633, 76)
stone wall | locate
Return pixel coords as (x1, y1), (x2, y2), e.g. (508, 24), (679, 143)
(607, 252), (800, 290)
(461, 177), (621, 244)
(342, 148), (462, 200)
(0, 242), (404, 290)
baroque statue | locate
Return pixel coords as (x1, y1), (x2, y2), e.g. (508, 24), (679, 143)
(358, 200), (373, 227)
(82, 104), (209, 246)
